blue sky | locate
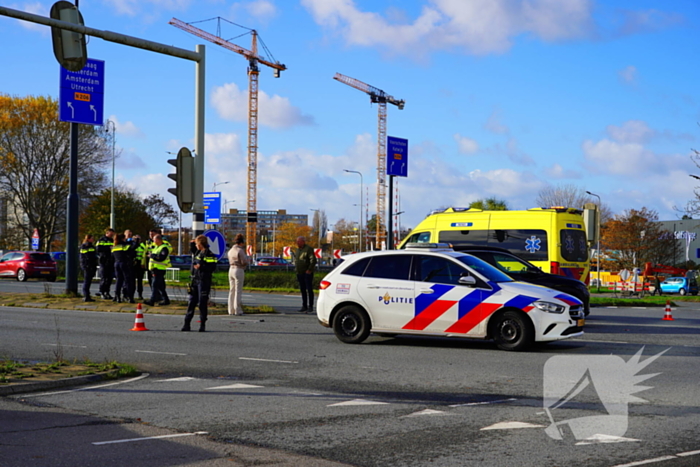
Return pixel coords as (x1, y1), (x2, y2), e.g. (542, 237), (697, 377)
(2, 0), (699, 231)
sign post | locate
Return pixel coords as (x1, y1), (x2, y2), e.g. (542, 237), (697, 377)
(386, 136), (408, 249)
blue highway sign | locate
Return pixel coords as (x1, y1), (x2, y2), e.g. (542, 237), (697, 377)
(387, 136), (408, 177)
(59, 58), (105, 126)
(203, 192), (221, 224)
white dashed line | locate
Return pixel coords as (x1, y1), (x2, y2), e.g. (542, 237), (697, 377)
(239, 357), (298, 364)
(449, 398), (517, 407)
(17, 373), (150, 398)
(41, 343), (87, 348)
(677, 450), (700, 457)
(328, 399), (390, 407)
(93, 431), (208, 445)
(135, 350), (187, 356)
(610, 456), (677, 467)
(205, 383), (264, 390)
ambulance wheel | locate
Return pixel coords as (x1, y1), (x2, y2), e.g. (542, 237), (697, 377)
(333, 305), (371, 344)
(492, 310), (534, 351)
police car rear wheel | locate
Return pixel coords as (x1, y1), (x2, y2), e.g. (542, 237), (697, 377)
(492, 310), (533, 351)
(333, 306), (370, 344)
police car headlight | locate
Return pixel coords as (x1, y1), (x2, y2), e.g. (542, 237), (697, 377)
(533, 301), (566, 314)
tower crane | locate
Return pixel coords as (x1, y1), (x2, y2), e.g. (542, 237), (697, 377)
(170, 17), (286, 256)
(333, 73), (405, 249)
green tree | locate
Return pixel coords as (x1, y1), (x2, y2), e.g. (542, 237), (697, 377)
(469, 197), (509, 210)
(80, 187), (157, 240)
(143, 193), (178, 229)
(0, 94), (110, 251)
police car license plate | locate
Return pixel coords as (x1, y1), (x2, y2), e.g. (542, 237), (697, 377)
(577, 319), (585, 327)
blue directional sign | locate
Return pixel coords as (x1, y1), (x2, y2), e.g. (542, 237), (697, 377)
(203, 192), (222, 224)
(59, 58), (105, 126)
(204, 230), (226, 260)
(387, 136), (408, 177)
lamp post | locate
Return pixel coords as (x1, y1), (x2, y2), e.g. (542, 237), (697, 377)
(105, 119), (116, 229)
(213, 180), (230, 191)
(586, 191), (601, 292)
(344, 169), (363, 252)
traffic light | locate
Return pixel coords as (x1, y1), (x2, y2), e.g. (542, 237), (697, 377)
(50, 1), (87, 72)
(168, 147), (195, 213)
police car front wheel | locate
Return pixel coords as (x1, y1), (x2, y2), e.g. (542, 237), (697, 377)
(333, 305), (371, 344)
(491, 310), (534, 351)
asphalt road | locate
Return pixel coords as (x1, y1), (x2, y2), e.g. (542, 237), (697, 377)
(2, 297), (700, 467)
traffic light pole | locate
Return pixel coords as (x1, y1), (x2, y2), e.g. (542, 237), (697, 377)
(193, 44), (205, 237)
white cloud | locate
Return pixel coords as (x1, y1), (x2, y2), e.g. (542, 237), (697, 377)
(618, 65), (637, 85)
(231, 0), (278, 22)
(13, 2), (48, 33)
(116, 148), (147, 170)
(106, 115), (145, 139)
(484, 109), (509, 134)
(606, 120), (656, 144)
(301, 0), (595, 56)
(454, 133), (479, 155)
(211, 82), (315, 129)
(544, 163), (581, 180)
(105, 0), (193, 16)
(582, 139), (657, 175)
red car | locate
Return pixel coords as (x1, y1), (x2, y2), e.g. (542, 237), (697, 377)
(0, 251), (57, 282)
(255, 257), (290, 267)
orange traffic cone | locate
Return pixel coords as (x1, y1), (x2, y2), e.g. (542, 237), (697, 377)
(131, 303), (150, 331)
(662, 300), (674, 321)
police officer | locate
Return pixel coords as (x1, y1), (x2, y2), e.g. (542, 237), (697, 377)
(95, 228), (115, 300)
(79, 234), (97, 302)
(144, 234), (171, 306)
(131, 235), (147, 300)
(112, 233), (135, 303)
(182, 235), (217, 332)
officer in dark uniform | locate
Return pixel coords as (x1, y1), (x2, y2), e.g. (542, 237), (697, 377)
(131, 235), (147, 300)
(182, 235), (217, 332)
(112, 233), (135, 303)
(79, 234), (97, 302)
(95, 228), (115, 299)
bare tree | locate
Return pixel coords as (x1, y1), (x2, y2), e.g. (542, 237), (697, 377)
(536, 183), (613, 222)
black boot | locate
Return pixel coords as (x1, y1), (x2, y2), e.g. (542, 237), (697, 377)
(181, 320), (191, 332)
(83, 296), (94, 302)
(198, 322), (206, 332)
(128, 296), (136, 304)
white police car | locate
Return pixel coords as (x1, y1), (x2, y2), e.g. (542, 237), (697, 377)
(317, 244), (584, 351)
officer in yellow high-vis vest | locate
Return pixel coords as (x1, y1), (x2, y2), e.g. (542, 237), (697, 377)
(143, 234), (171, 306)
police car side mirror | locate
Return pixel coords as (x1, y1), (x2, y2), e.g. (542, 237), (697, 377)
(458, 275), (477, 286)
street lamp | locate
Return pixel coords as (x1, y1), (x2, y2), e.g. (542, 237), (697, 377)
(213, 181), (230, 191)
(586, 191), (601, 292)
(691, 175), (700, 180)
(344, 169), (363, 252)
(105, 119), (116, 229)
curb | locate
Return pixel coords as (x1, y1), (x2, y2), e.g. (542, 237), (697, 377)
(0, 369), (123, 396)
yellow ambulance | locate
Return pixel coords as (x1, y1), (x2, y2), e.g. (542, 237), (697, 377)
(398, 207), (590, 283)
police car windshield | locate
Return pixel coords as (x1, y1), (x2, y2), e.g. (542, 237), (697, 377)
(455, 255), (514, 283)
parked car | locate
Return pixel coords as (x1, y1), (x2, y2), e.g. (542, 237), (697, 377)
(50, 251), (66, 261)
(255, 257), (290, 267)
(216, 257), (230, 271)
(169, 255), (193, 270)
(451, 246), (591, 316)
(317, 243), (585, 351)
(0, 251), (57, 282)
(659, 277), (698, 296)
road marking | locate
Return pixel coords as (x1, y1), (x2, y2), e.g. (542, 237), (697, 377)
(93, 431), (208, 445)
(16, 373), (150, 398)
(576, 434), (640, 445)
(239, 357), (298, 364)
(578, 339), (630, 344)
(328, 399), (390, 407)
(449, 398), (517, 407)
(677, 450), (700, 457)
(41, 343), (87, 348)
(205, 383), (264, 390)
(402, 409), (449, 418)
(160, 377), (197, 382)
(481, 421), (545, 430)
(610, 456), (677, 467)
(135, 350), (187, 356)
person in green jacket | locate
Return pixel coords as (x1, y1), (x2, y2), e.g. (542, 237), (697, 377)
(295, 236), (317, 313)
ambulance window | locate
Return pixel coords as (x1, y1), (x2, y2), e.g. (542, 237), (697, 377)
(439, 230), (490, 245)
(341, 257), (370, 277)
(415, 256), (467, 285)
(363, 255), (412, 280)
(560, 229), (588, 262)
(402, 231), (431, 247)
(489, 229), (548, 261)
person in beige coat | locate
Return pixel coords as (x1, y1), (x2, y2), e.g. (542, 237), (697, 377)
(228, 233), (249, 315)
